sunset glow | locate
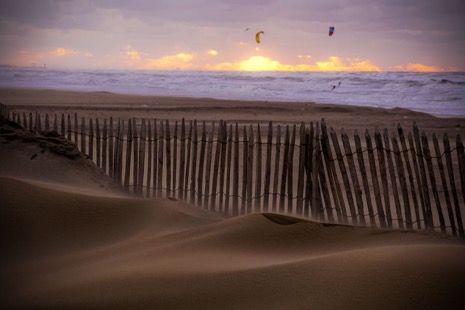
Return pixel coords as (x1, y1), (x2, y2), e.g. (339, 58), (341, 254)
(0, 1), (463, 72)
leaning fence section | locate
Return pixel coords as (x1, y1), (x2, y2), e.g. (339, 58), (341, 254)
(4, 106), (465, 239)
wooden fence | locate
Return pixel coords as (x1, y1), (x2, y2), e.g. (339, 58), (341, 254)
(2, 105), (465, 239)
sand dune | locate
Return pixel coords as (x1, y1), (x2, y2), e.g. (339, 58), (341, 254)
(1, 94), (465, 309)
(2, 175), (464, 309)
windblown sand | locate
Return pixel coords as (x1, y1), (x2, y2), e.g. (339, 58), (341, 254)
(1, 88), (465, 309)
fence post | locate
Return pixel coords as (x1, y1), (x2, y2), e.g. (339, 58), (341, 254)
(331, 127), (357, 225)
(189, 120), (197, 203)
(102, 118), (108, 174)
(165, 120), (171, 198)
(456, 134), (465, 238)
(443, 133), (464, 238)
(354, 130), (376, 227)
(124, 120), (132, 192)
(342, 128), (365, 226)
(412, 122), (433, 230)
(96, 118), (101, 169)
(272, 125), (281, 213)
(398, 124), (422, 230)
(225, 124), (233, 216)
(296, 123), (306, 216)
(383, 129), (403, 229)
(232, 123), (239, 216)
(375, 128), (392, 228)
(184, 121), (192, 200)
(210, 121), (224, 212)
(172, 121), (178, 197)
(158, 120), (165, 198)
(219, 121), (228, 214)
(365, 129), (386, 228)
(422, 132), (446, 233)
(279, 126), (290, 214)
(392, 133), (412, 229)
(241, 125), (248, 215)
(197, 122), (207, 207)
(320, 119), (346, 223)
(254, 124), (263, 213)
(178, 119), (185, 200)
(138, 119), (147, 196)
(433, 133), (456, 237)
(287, 125), (296, 215)
(146, 120), (152, 197)
(88, 118), (94, 162)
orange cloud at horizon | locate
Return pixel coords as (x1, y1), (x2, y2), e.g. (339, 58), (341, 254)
(144, 53), (195, 70)
(392, 63), (445, 72)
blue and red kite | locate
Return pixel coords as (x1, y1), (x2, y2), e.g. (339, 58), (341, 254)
(329, 26), (335, 36)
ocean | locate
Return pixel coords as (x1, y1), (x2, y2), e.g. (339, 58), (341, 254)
(1, 67), (464, 118)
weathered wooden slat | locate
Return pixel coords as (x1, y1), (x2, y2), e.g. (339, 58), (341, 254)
(354, 130), (375, 227)
(246, 124), (254, 214)
(178, 119), (186, 200)
(61, 114), (65, 136)
(219, 122), (228, 213)
(287, 125), (296, 215)
(232, 123), (240, 216)
(392, 134), (412, 229)
(443, 133), (464, 238)
(197, 122), (207, 207)
(254, 124), (262, 213)
(153, 119), (159, 196)
(296, 123), (306, 216)
(138, 119), (147, 196)
(189, 120), (198, 204)
(224, 124), (233, 215)
(320, 119), (345, 223)
(95, 118), (101, 169)
(124, 120), (132, 191)
(158, 120), (165, 198)
(365, 129), (386, 228)
(116, 119), (124, 185)
(146, 120), (152, 196)
(241, 125), (248, 215)
(29, 113), (33, 133)
(311, 122), (321, 219)
(204, 122), (215, 210)
(456, 134), (465, 238)
(80, 117), (86, 154)
(304, 124), (314, 218)
(433, 133), (455, 237)
(45, 113), (50, 131)
(272, 125), (281, 213)
(172, 121), (178, 195)
(408, 131), (427, 228)
(88, 118), (94, 162)
(316, 134), (331, 222)
(184, 121), (192, 200)
(132, 119), (139, 192)
(413, 122), (433, 229)
(422, 131), (446, 233)
(101, 118), (107, 174)
(53, 114), (58, 132)
(107, 117), (113, 177)
(253, 124), (262, 212)
(398, 124), (421, 230)
(383, 129), (403, 229)
(330, 127), (357, 225)
(67, 114), (71, 141)
(165, 120), (171, 197)
(375, 128), (392, 228)
(211, 121), (223, 212)
(341, 128), (365, 225)
(263, 122), (273, 213)
(279, 126), (290, 214)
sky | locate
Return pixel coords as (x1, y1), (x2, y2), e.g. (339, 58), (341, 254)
(0, 0), (464, 72)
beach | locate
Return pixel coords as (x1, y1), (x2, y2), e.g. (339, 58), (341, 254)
(1, 87), (465, 309)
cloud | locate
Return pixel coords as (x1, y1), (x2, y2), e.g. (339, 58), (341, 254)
(207, 49), (218, 56)
(144, 53), (195, 70)
(392, 63), (444, 72)
(51, 48), (80, 57)
(315, 57), (380, 72)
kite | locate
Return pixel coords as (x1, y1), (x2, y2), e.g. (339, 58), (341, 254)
(329, 26), (334, 36)
(255, 31), (264, 43)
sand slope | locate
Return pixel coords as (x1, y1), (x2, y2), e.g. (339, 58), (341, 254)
(1, 176), (464, 309)
(1, 102), (465, 309)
